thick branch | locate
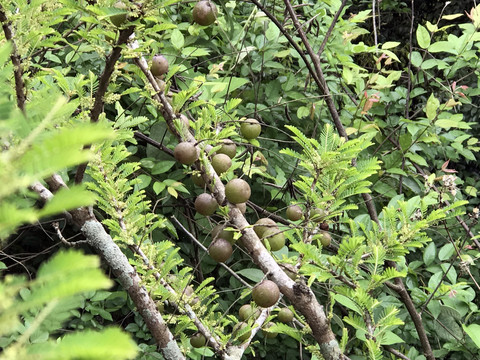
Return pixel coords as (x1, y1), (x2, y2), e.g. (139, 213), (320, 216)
(0, 5), (26, 114)
(280, 2), (435, 358)
(132, 37), (343, 360)
(82, 220), (185, 360)
(31, 182), (185, 360)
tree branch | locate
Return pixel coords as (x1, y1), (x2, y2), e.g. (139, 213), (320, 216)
(132, 35), (344, 360)
(75, 26), (135, 184)
(31, 181), (185, 360)
(0, 4), (26, 114)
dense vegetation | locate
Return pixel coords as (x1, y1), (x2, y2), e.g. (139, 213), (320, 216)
(1, 0), (479, 359)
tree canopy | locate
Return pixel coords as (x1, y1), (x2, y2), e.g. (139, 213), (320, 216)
(1, 1), (480, 360)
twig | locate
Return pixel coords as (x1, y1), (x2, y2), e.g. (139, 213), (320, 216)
(384, 346), (411, 360)
(134, 131), (174, 156)
(318, 0), (348, 57)
(171, 216), (251, 289)
(74, 26), (135, 184)
(0, 5), (26, 114)
(52, 222), (88, 247)
(129, 243), (224, 355)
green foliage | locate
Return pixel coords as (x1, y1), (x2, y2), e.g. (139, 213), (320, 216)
(0, 250), (137, 360)
(1, 0), (480, 359)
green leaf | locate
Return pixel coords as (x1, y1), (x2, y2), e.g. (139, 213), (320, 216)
(171, 29), (184, 50)
(39, 186), (97, 218)
(381, 42), (400, 50)
(28, 328), (138, 359)
(379, 331), (404, 345)
(438, 243), (454, 261)
(410, 51), (423, 67)
(405, 153), (428, 167)
(463, 324), (480, 348)
(236, 268), (264, 282)
(423, 242), (436, 266)
(425, 93), (439, 120)
(416, 25), (430, 49)
(429, 41), (457, 54)
(334, 294), (362, 315)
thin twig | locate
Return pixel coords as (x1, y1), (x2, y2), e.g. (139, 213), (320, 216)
(75, 26), (135, 184)
(0, 5), (26, 114)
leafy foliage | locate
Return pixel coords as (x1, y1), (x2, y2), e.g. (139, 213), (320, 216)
(1, 0), (480, 359)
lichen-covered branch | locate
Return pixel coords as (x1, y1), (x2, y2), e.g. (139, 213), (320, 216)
(132, 36), (344, 360)
(31, 181), (185, 360)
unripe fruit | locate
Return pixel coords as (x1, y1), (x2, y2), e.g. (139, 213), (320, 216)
(319, 231), (331, 247)
(236, 202), (247, 214)
(254, 218), (277, 238)
(240, 118), (261, 140)
(174, 142), (198, 165)
(184, 285), (199, 305)
(252, 280), (280, 308)
(195, 193), (218, 216)
(192, 173), (206, 187)
(238, 304), (260, 321)
(193, 0), (218, 26)
(212, 224), (235, 244)
(111, 1), (127, 27)
(150, 54), (169, 77)
(190, 333), (207, 348)
(262, 228), (285, 251)
(286, 204), (303, 221)
(311, 208), (327, 223)
(217, 139), (237, 159)
(225, 178), (251, 204)
(211, 153), (232, 175)
(262, 322), (278, 338)
(277, 308), (294, 323)
(233, 322), (251, 343)
(209, 238), (233, 262)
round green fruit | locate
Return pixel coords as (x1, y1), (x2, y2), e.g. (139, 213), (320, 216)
(209, 238), (233, 262)
(240, 118), (261, 140)
(212, 153), (232, 175)
(193, 0), (218, 26)
(225, 178), (251, 204)
(174, 142), (198, 165)
(195, 193), (218, 216)
(277, 308), (294, 323)
(254, 218), (277, 238)
(262, 228), (285, 251)
(217, 139), (237, 159)
(238, 304), (260, 321)
(319, 231), (331, 247)
(252, 280), (280, 308)
(236, 202), (247, 214)
(311, 208), (327, 223)
(233, 322), (251, 343)
(192, 172), (206, 187)
(262, 322), (278, 339)
(212, 224), (235, 244)
(190, 333), (207, 348)
(150, 54), (169, 77)
(286, 204), (303, 221)
(111, 1), (127, 27)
